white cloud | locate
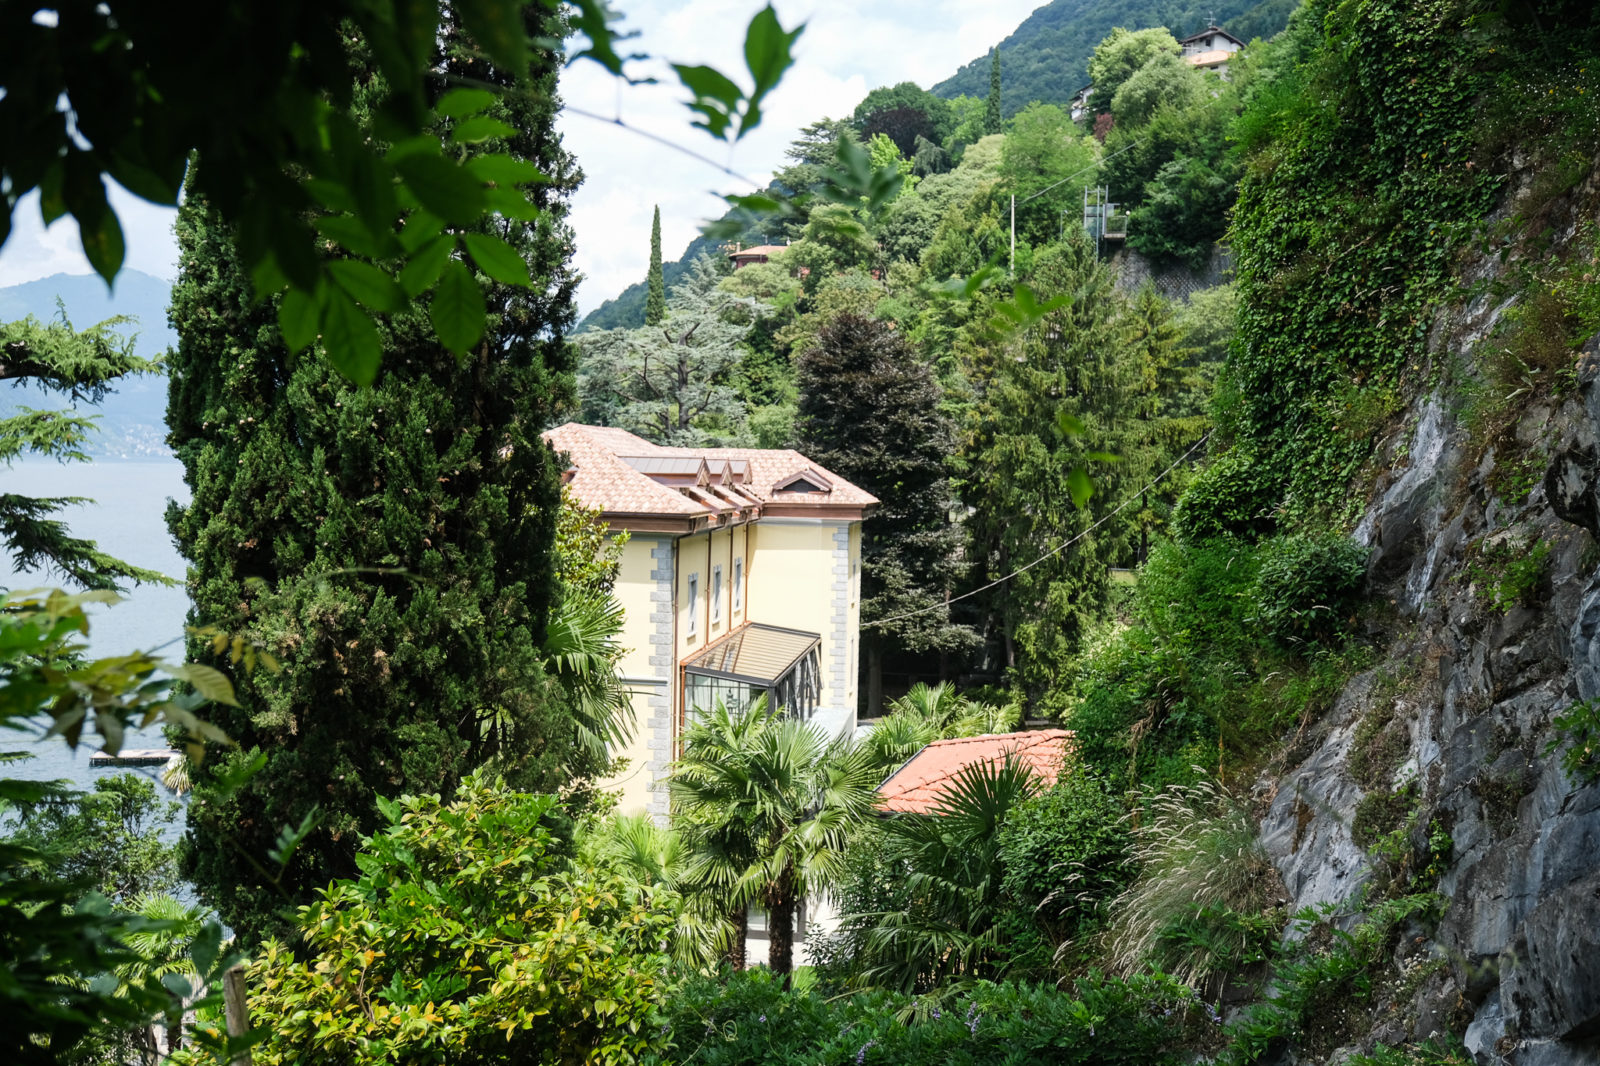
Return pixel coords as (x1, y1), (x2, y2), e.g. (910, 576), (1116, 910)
(0, 0), (1040, 316)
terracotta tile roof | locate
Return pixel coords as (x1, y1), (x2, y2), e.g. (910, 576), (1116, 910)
(1187, 49), (1233, 67)
(1179, 25), (1244, 47)
(543, 422), (878, 521)
(875, 729), (1075, 815)
(727, 244), (789, 259)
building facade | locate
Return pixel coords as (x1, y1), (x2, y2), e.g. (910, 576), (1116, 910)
(544, 423), (879, 818)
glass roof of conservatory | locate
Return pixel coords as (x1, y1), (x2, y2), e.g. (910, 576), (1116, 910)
(684, 623), (819, 684)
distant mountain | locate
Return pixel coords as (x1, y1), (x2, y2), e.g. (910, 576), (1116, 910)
(580, 233), (721, 334)
(0, 270), (176, 459)
(932, 0), (1297, 113)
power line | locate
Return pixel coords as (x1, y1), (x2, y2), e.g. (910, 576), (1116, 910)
(863, 430), (1213, 632)
(1014, 134), (1149, 208)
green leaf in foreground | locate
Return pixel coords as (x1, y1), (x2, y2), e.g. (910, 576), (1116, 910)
(431, 259), (487, 353)
(462, 232), (532, 287)
(318, 287), (384, 386)
(277, 288), (319, 353)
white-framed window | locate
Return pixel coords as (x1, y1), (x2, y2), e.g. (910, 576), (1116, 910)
(712, 565), (723, 623)
(688, 573), (699, 635)
(733, 558), (744, 611)
(851, 554), (860, 604)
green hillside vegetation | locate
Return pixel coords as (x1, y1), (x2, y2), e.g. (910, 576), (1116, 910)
(932, 0), (1291, 114)
(578, 0), (1295, 334)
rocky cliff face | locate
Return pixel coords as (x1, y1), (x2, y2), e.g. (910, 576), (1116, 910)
(1253, 155), (1600, 1066)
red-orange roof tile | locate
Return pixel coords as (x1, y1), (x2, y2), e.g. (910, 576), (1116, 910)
(728, 244), (789, 259)
(543, 422), (878, 520)
(875, 729), (1075, 815)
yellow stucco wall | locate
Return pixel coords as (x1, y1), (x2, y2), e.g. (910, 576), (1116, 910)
(597, 517), (861, 816)
(744, 518), (858, 714)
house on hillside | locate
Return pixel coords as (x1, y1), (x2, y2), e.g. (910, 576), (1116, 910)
(876, 729), (1075, 814)
(727, 243), (790, 270)
(1181, 23), (1245, 77)
(1069, 83), (1093, 123)
(544, 423), (879, 819)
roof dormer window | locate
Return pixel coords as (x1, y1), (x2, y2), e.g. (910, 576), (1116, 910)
(774, 468), (833, 495)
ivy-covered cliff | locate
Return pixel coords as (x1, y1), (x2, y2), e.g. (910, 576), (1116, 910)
(1199, 1), (1600, 1062)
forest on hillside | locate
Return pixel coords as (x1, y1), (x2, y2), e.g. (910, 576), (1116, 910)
(580, 0), (1297, 331)
(6, 0), (1600, 1064)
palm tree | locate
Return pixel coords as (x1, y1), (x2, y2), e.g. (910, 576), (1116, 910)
(542, 589), (635, 766)
(670, 697), (879, 974)
(851, 753), (1042, 992)
(121, 893), (211, 1054)
(581, 812), (729, 970)
(864, 683), (1024, 775)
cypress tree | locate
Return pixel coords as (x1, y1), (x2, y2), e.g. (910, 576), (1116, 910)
(166, 9), (589, 942)
(963, 238), (1135, 699)
(986, 48), (1003, 134)
(0, 314), (166, 589)
(795, 313), (973, 713)
(645, 205), (666, 326)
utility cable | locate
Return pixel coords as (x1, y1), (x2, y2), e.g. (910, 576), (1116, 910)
(1013, 134), (1150, 207)
(862, 429), (1212, 632)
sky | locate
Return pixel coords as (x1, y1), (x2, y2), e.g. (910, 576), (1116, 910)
(0, 0), (1043, 315)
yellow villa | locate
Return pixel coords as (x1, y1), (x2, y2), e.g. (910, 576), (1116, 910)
(544, 423), (879, 817)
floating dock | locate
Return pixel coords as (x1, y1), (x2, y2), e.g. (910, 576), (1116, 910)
(89, 748), (179, 767)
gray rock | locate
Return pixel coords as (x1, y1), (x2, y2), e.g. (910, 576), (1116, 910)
(1500, 872), (1600, 1042)
(1466, 996), (1504, 1064)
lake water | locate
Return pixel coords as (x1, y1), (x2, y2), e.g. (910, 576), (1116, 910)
(1, 459), (192, 790)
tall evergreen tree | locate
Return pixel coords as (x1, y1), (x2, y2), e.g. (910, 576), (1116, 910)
(795, 313), (974, 712)
(166, 9), (589, 943)
(0, 314), (165, 589)
(646, 205), (667, 326)
(1122, 284), (1209, 563)
(963, 238), (1135, 700)
(985, 48), (1003, 135)
(577, 256), (764, 445)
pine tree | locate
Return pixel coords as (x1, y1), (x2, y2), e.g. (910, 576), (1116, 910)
(985, 48), (1003, 134)
(795, 313), (974, 712)
(577, 256), (764, 445)
(646, 206), (667, 326)
(962, 238), (1135, 700)
(0, 313), (166, 589)
(166, 9), (590, 943)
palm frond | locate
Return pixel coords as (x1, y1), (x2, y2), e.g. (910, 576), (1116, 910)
(544, 589), (635, 761)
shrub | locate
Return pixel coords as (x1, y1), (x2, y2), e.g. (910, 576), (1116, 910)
(649, 969), (1197, 1066)
(1220, 894), (1446, 1065)
(998, 769), (1134, 946)
(1170, 450), (1279, 544)
(1546, 698), (1600, 785)
(1467, 535), (1551, 614)
(1252, 533), (1369, 645)
(1134, 539), (1260, 652)
(244, 774), (672, 1065)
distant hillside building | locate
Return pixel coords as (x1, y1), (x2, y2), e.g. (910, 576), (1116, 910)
(1069, 83), (1093, 123)
(1181, 24), (1245, 77)
(727, 243), (789, 270)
